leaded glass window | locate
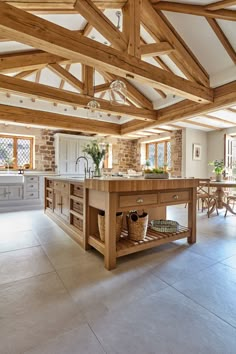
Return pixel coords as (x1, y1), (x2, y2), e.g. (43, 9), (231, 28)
(146, 140), (171, 168)
(0, 135), (33, 169)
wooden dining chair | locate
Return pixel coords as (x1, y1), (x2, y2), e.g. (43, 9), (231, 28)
(198, 179), (219, 217)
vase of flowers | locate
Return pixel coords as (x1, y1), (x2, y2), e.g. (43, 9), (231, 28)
(83, 141), (108, 177)
(208, 159), (225, 182)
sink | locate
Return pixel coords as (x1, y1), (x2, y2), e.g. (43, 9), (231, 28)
(0, 174), (24, 184)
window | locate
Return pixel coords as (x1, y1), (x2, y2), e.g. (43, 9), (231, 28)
(0, 134), (33, 169)
(146, 140), (171, 168)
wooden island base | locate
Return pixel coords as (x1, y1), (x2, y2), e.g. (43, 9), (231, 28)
(85, 178), (198, 270)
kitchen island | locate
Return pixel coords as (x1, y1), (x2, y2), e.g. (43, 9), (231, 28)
(85, 177), (199, 270)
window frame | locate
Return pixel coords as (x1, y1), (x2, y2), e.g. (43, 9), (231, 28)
(145, 139), (171, 168)
(0, 134), (34, 169)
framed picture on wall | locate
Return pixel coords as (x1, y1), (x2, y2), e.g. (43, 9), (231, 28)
(193, 144), (202, 160)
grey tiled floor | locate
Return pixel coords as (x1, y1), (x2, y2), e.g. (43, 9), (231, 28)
(0, 206), (236, 353)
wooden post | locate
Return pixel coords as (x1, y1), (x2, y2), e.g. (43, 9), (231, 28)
(188, 187), (197, 244)
(104, 192), (117, 270)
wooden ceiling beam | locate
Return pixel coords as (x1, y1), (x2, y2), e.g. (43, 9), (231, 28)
(206, 17), (236, 64)
(152, 1), (236, 21)
(48, 63), (84, 92)
(14, 69), (39, 79)
(94, 82), (111, 93)
(0, 50), (68, 73)
(0, 73), (157, 121)
(141, 0), (210, 87)
(3, 1), (127, 13)
(204, 114), (236, 125)
(120, 81), (236, 134)
(0, 104), (120, 135)
(205, 1), (236, 11)
(123, 0), (141, 57)
(183, 119), (221, 130)
(74, 0), (127, 51)
(82, 65), (94, 96)
(0, 3), (212, 103)
(59, 64), (71, 89)
(227, 107), (236, 113)
(140, 42), (174, 57)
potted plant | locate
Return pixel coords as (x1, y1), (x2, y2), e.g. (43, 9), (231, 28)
(208, 159), (225, 182)
(144, 167), (169, 179)
(83, 141), (108, 177)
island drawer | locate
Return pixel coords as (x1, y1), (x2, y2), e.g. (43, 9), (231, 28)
(158, 190), (190, 204)
(71, 199), (83, 215)
(72, 183), (84, 198)
(53, 181), (69, 193)
(119, 193), (158, 208)
(71, 215), (83, 232)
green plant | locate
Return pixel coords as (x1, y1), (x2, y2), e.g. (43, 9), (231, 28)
(145, 160), (151, 167)
(83, 141), (108, 176)
(208, 159), (225, 175)
(144, 167), (165, 174)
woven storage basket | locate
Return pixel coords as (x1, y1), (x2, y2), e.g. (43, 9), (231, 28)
(98, 212), (123, 242)
(126, 211), (148, 241)
(150, 219), (179, 233)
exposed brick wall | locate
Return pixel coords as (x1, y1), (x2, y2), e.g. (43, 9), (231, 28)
(171, 130), (182, 176)
(35, 130), (55, 171)
(104, 138), (141, 173)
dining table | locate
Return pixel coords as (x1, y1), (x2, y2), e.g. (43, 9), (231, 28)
(208, 180), (236, 215)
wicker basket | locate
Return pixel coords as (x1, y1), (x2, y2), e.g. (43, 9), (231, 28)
(150, 219), (179, 233)
(98, 212), (123, 242)
(126, 211), (148, 241)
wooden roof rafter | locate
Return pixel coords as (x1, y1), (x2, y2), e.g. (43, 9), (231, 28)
(0, 3), (212, 103)
(151, 1), (236, 21)
(120, 81), (236, 134)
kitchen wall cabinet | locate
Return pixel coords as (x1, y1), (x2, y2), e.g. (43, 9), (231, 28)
(54, 133), (94, 175)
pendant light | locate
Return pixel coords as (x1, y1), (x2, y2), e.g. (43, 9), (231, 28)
(109, 11), (127, 105)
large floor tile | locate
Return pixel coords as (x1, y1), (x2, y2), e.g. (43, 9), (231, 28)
(58, 254), (168, 321)
(0, 246), (53, 285)
(0, 272), (85, 354)
(89, 287), (236, 354)
(150, 247), (216, 285)
(221, 254), (236, 268)
(0, 230), (39, 253)
(34, 224), (71, 244)
(24, 324), (106, 354)
(173, 262), (236, 327)
(41, 238), (92, 270)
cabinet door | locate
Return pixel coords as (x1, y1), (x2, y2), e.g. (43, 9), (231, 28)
(53, 191), (62, 217)
(67, 139), (79, 174)
(59, 137), (68, 174)
(53, 191), (69, 222)
(61, 193), (69, 221)
(8, 186), (23, 200)
(0, 186), (8, 201)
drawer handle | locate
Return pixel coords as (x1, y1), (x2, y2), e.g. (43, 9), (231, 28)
(30, 193), (34, 196)
(136, 198), (144, 203)
(173, 195), (179, 200)
(76, 187), (81, 190)
(30, 185), (34, 187)
(57, 203), (63, 206)
(30, 178), (34, 180)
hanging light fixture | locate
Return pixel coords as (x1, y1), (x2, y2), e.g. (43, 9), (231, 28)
(109, 79), (127, 105)
(86, 67), (100, 117)
(108, 11), (127, 105)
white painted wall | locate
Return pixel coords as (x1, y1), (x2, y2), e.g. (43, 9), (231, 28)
(207, 127), (236, 177)
(182, 128), (208, 178)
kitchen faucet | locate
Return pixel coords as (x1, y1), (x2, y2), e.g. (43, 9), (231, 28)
(75, 156), (91, 178)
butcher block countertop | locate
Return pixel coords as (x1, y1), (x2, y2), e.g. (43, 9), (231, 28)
(84, 177), (199, 192)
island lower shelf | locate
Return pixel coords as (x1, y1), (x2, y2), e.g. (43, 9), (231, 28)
(88, 225), (191, 258)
